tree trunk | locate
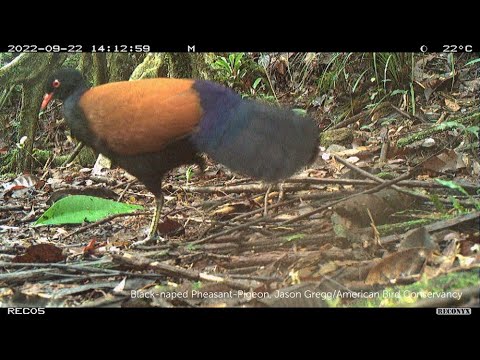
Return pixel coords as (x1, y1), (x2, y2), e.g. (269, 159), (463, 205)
(92, 53), (108, 86)
(130, 53), (214, 80)
(108, 53), (144, 82)
(9, 53), (67, 172)
(79, 53), (93, 78)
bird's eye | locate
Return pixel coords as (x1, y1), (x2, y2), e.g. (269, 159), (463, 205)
(52, 79), (61, 88)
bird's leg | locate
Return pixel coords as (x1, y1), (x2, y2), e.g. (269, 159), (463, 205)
(147, 193), (164, 239)
(271, 181), (285, 215)
(277, 181), (285, 203)
(130, 193), (164, 248)
(264, 184), (273, 217)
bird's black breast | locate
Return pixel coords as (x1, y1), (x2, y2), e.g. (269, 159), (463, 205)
(109, 138), (201, 195)
(63, 90), (201, 194)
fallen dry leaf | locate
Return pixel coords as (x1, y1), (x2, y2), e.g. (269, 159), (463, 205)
(445, 98), (461, 112)
(157, 218), (185, 236)
(365, 248), (431, 285)
(423, 149), (465, 173)
(83, 239), (98, 254)
(13, 244), (66, 263)
(399, 227), (437, 250)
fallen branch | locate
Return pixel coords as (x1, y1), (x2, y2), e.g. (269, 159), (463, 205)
(280, 165), (415, 225)
(170, 183), (310, 194)
(390, 104), (427, 124)
(380, 210), (480, 244)
(112, 253), (261, 290)
(333, 155), (472, 205)
(61, 142), (85, 166)
(332, 102), (391, 130)
(174, 177), (479, 193)
(0, 205), (25, 212)
(0, 268), (60, 283)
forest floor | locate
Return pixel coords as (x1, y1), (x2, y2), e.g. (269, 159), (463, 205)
(0, 53), (479, 308)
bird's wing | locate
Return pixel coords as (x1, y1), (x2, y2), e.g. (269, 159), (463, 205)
(78, 78), (202, 155)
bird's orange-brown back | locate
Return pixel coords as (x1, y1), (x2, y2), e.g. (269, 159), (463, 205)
(78, 78), (203, 155)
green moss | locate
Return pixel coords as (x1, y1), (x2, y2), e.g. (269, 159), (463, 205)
(32, 149), (52, 165)
(77, 147), (96, 167)
(348, 270), (479, 307)
(63, 54), (81, 69)
(377, 218), (435, 236)
(319, 128), (354, 147)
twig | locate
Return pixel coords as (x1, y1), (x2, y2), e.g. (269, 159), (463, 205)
(280, 167), (414, 225)
(378, 127), (390, 165)
(79, 295), (127, 308)
(170, 183), (310, 194)
(331, 108), (371, 130)
(285, 177), (478, 192)
(0, 205), (25, 212)
(195, 192), (347, 243)
(264, 184), (273, 217)
(61, 142), (85, 167)
(334, 155), (473, 205)
(390, 104), (427, 124)
(63, 211), (149, 239)
(0, 268), (60, 283)
(332, 102), (390, 130)
(117, 182), (132, 202)
(112, 253), (261, 290)
(191, 216), (269, 245)
(380, 210), (480, 244)
(0, 258), (171, 284)
(174, 176), (478, 194)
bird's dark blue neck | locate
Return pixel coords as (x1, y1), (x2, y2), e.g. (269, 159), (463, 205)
(63, 86), (95, 146)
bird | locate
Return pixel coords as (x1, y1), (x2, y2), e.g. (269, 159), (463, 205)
(41, 68), (319, 245)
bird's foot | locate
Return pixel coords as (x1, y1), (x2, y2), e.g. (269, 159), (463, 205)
(130, 235), (164, 248)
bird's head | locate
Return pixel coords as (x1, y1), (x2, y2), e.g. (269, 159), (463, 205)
(41, 68), (86, 110)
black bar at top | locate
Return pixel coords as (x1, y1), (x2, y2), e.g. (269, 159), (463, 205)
(1, 38), (478, 53)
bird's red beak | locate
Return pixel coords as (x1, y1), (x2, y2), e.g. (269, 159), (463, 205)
(41, 93), (54, 111)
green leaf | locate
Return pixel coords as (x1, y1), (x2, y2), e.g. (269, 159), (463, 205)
(292, 108), (307, 116)
(435, 179), (470, 196)
(186, 243), (199, 251)
(284, 233), (305, 242)
(34, 195), (143, 226)
(213, 57), (231, 72)
(429, 194), (446, 213)
(252, 77), (262, 89)
(465, 126), (479, 138)
(352, 69), (368, 93)
(435, 121), (465, 131)
(465, 58), (480, 66)
(360, 124), (373, 131)
(450, 197), (466, 212)
(390, 89), (407, 96)
(192, 281), (202, 290)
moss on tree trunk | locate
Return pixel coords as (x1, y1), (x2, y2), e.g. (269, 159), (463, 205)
(108, 53), (144, 82)
(0, 53), (67, 172)
(93, 53), (108, 86)
(130, 53), (215, 80)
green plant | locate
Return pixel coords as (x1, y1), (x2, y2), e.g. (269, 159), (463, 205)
(373, 53), (412, 89)
(212, 53), (270, 99)
(185, 165), (194, 184)
(435, 179), (480, 211)
(435, 121), (480, 139)
(318, 53), (355, 93)
(212, 53), (248, 88)
(465, 58), (480, 66)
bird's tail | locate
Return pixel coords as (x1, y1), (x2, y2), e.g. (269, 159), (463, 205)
(192, 94), (319, 182)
